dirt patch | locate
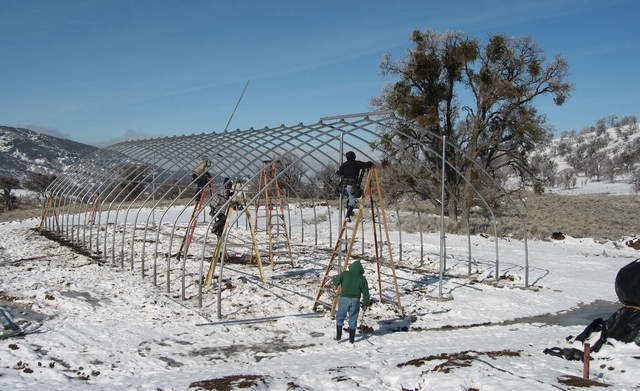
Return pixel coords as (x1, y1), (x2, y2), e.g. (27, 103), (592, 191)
(188, 374), (268, 390)
(60, 290), (110, 309)
(158, 356), (183, 367)
(36, 229), (104, 262)
(189, 340), (313, 361)
(625, 238), (640, 250)
(0, 292), (19, 302)
(557, 374), (609, 387)
(397, 350), (521, 373)
(223, 254), (255, 265)
(412, 322), (494, 331)
(359, 325), (374, 334)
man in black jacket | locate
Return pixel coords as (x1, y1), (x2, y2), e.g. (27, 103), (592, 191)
(336, 151), (374, 221)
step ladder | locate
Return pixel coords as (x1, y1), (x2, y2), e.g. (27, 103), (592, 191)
(85, 193), (100, 225)
(174, 179), (214, 261)
(38, 196), (59, 232)
(254, 160), (294, 268)
(313, 167), (403, 316)
(204, 183), (264, 287)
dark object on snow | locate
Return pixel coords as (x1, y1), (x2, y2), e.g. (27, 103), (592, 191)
(543, 347), (585, 361)
(551, 232), (565, 240)
(0, 309), (19, 331)
(544, 307), (640, 359)
(348, 328), (356, 344)
(572, 307), (640, 353)
(615, 259), (640, 306)
(211, 213), (226, 237)
(625, 238), (640, 250)
(544, 261), (640, 359)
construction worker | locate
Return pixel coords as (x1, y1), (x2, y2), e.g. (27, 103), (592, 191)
(336, 151), (374, 221)
(331, 260), (370, 343)
(209, 178), (233, 237)
(222, 177), (234, 200)
(192, 156), (212, 199)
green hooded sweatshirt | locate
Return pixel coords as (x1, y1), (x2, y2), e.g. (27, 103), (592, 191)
(331, 260), (370, 306)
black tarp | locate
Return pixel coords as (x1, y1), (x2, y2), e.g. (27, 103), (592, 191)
(615, 259), (640, 306)
(544, 260), (640, 360)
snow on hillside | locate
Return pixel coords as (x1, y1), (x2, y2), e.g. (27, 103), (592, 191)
(547, 174), (634, 195)
(543, 122), (640, 195)
(0, 126), (97, 179)
(1, 206), (639, 390)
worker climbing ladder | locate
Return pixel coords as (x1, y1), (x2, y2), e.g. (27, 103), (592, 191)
(313, 167), (403, 316)
(174, 179), (214, 261)
(254, 160), (294, 268)
(204, 183), (264, 287)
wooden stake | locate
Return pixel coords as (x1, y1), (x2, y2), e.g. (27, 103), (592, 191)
(583, 343), (590, 379)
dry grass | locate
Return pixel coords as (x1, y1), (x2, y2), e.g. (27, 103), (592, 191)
(0, 207), (42, 223)
(391, 193), (640, 241)
(501, 193), (640, 240)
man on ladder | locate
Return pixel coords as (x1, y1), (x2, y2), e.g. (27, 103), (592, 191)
(209, 177), (233, 237)
(175, 156), (213, 260)
(336, 151), (374, 222)
(192, 156), (213, 199)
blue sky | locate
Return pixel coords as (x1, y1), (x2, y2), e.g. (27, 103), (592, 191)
(1, 0), (638, 146)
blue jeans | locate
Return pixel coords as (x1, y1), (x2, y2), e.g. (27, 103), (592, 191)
(336, 296), (360, 330)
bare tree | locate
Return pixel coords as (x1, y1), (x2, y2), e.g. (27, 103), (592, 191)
(557, 169), (577, 190)
(118, 163), (152, 201)
(374, 29), (571, 220)
(263, 152), (307, 196)
(0, 176), (20, 211)
(601, 158), (617, 183)
(23, 172), (57, 204)
(632, 169), (640, 194)
(529, 153), (558, 188)
(314, 163), (340, 199)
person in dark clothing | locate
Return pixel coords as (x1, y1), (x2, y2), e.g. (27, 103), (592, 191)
(209, 177), (234, 237)
(336, 151), (374, 221)
(331, 260), (370, 343)
(223, 177), (234, 200)
(192, 156), (212, 199)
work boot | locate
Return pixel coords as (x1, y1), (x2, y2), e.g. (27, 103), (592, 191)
(348, 328), (356, 344)
(346, 206), (354, 221)
(336, 326), (342, 341)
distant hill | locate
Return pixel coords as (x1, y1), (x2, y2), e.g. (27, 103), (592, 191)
(535, 115), (640, 194)
(0, 126), (98, 179)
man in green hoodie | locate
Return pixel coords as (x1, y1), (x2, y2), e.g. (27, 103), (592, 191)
(331, 260), (370, 343)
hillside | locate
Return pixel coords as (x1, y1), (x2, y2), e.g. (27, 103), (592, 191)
(0, 126), (98, 178)
(534, 115), (640, 194)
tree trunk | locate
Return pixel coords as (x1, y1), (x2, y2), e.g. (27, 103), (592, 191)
(3, 189), (10, 211)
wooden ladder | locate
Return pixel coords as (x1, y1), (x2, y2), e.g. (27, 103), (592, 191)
(254, 161), (294, 268)
(38, 196), (59, 232)
(175, 180), (213, 261)
(85, 193), (100, 225)
(204, 184), (264, 287)
(313, 167), (403, 316)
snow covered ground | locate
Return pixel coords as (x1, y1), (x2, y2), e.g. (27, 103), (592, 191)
(1, 209), (639, 390)
(548, 176), (634, 196)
